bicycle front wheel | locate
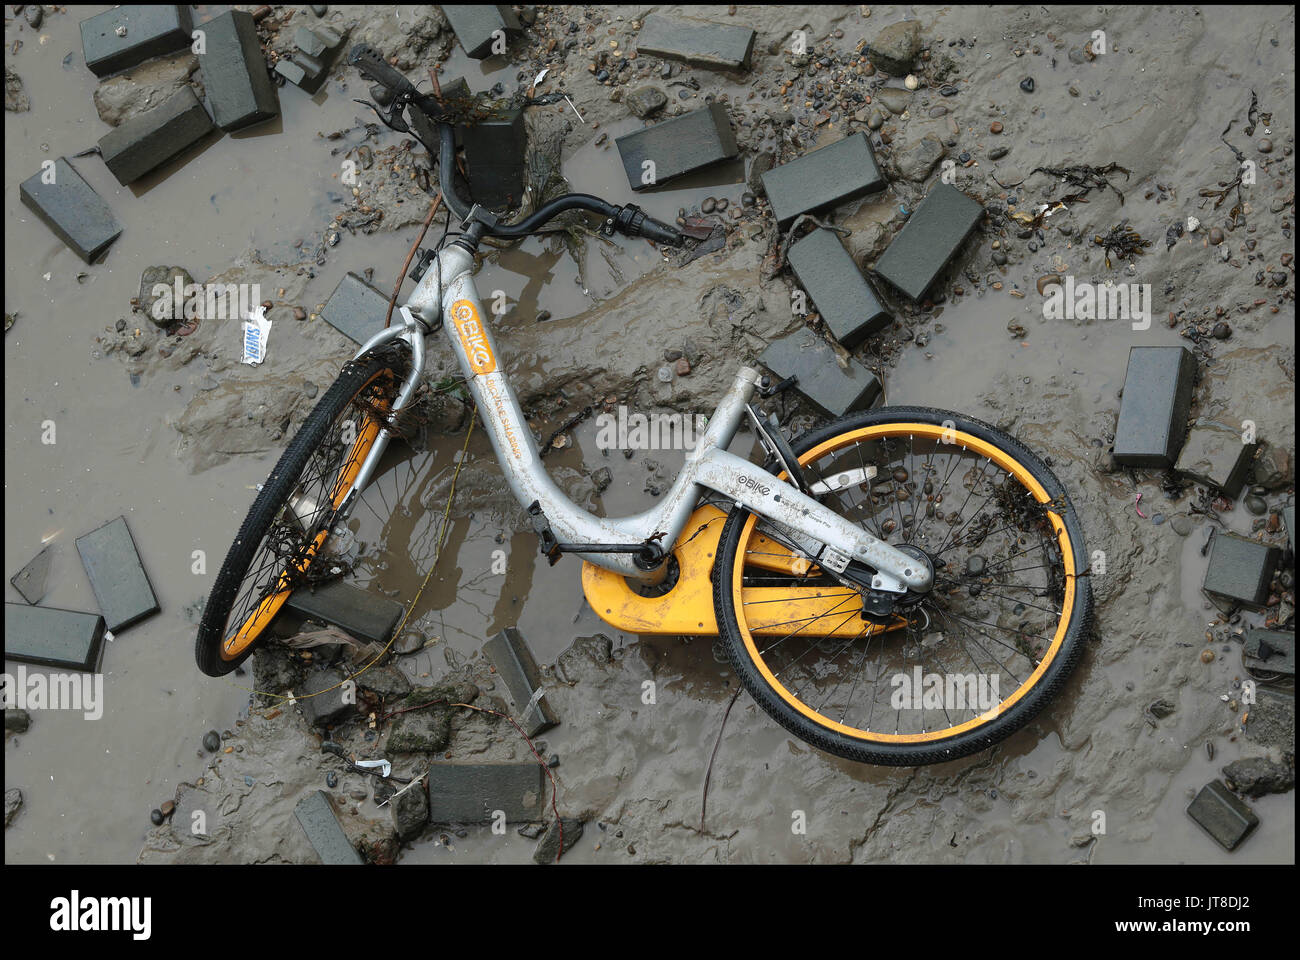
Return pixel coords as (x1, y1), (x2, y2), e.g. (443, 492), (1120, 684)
(195, 346), (410, 677)
(713, 406), (1092, 766)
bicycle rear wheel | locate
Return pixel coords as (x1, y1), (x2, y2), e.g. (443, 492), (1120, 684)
(195, 346), (410, 677)
(713, 406), (1091, 766)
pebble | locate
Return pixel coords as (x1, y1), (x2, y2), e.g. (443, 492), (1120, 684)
(160, 800), (175, 817)
(1170, 515), (1192, 536)
(304, 381), (319, 399)
(150, 808), (164, 826)
(701, 197), (717, 214)
(657, 365), (674, 383)
(1257, 138), (1273, 154)
(1211, 321), (1232, 340)
(1019, 77), (1035, 93)
(202, 730), (221, 753)
(1244, 495), (1268, 515)
(115, 318), (127, 332)
(293, 306), (307, 321)
(1208, 227), (1224, 245)
(989, 146), (1009, 160)
(26, 6), (43, 28)
(326, 771), (338, 788)
(904, 74), (919, 90)
(674, 357), (691, 376)
(989, 121), (1003, 134)
(1200, 649), (1215, 664)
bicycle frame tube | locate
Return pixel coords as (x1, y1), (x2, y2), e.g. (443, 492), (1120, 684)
(346, 243), (932, 590)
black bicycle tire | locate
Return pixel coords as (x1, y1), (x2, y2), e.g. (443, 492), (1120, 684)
(194, 349), (408, 677)
(713, 405), (1092, 766)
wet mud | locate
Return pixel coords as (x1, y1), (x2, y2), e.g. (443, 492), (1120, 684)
(4, 5), (1295, 864)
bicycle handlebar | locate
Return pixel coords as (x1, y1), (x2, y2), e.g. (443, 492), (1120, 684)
(350, 46), (685, 248)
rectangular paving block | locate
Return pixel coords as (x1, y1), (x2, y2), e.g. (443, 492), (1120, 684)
(1187, 780), (1258, 851)
(1203, 533), (1280, 607)
(1174, 418), (1258, 498)
(1112, 346), (1196, 468)
(10, 546), (52, 606)
(761, 132), (885, 226)
(461, 106), (527, 209)
(294, 25), (330, 59)
(320, 271), (393, 344)
(5, 603), (106, 672)
(294, 790), (363, 864)
(482, 627), (558, 737)
(198, 9), (279, 131)
(426, 762), (545, 823)
(76, 516), (159, 633)
(634, 13), (756, 71)
(1242, 628), (1295, 676)
(81, 5), (193, 77)
(758, 327), (883, 419)
(616, 103), (739, 191)
(284, 580), (403, 646)
(787, 228), (892, 349)
(19, 158), (122, 264)
(441, 5), (521, 59)
(98, 86), (213, 185)
(874, 183), (983, 301)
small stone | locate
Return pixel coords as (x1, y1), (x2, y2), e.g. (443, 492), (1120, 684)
(674, 357), (691, 376)
(1211, 321), (1232, 340)
(1244, 495), (1267, 516)
(1019, 77), (1035, 93)
(1208, 227), (1224, 245)
(1200, 649), (1215, 664)
(989, 121), (1003, 134)
(904, 74), (919, 90)
(1257, 138), (1273, 154)
(657, 365), (674, 383)
(202, 730), (221, 752)
(293, 306), (307, 321)
(150, 808), (164, 826)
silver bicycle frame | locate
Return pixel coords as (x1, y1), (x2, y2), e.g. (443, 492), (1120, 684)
(341, 244), (932, 590)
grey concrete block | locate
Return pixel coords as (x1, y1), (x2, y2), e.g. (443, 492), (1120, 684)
(5, 603), (106, 672)
(97, 86), (213, 185)
(198, 9), (279, 131)
(20, 158), (122, 263)
(1112, 346), (1196, 468)
(482, 627), (558, 737)
(426, 762), (545, 823)
(81, 5), (193, 78)
(284, 580), (403, 646)
(1174, 418), (1258, 498)
(76, 516), (159, 633)
(874, 183), (983, 300)
(299, 669), (356, 727)
(616, 103), (739, 191)
(294, 790), (363, 864)
(274, 58), (308, 88)
(441, 5), (521, 59)
(634, 13), (756, 71)
(758, 327), (883, 419)
(1242, 628), (1295, 676)
(1242, 688), (1294, 752)
(1186, 780), (1258, 851)
(10, 546), (52, 605)
(461, 106), (527, 209)
(1203, 533), (1280, 607)
(761, 132), (885, 226)
(787, 228), (892, 349)
(320, 271), (392, 344)
(294, 25), (329, 59)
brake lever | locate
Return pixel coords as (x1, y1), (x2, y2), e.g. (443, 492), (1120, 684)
(352, 97), (409, 133)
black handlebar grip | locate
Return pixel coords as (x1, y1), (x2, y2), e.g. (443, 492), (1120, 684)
(347, 43), (417, 98)
(638, 215), (685, 247)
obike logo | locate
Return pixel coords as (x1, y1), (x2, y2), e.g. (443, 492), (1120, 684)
(451, 299), (496, 375)
(737, 474), (771, 497)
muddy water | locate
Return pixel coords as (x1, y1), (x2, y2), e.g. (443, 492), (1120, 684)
(6, 4), (1296, 866)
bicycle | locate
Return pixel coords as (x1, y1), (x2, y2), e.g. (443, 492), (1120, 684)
(195, 46), (1092, 767)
